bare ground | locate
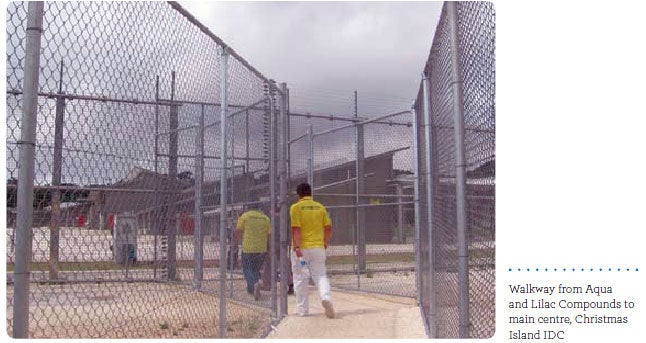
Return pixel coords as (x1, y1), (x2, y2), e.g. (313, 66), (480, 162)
(5, 281), (271, 338)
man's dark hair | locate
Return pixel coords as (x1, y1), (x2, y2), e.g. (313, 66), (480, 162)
(296, 183), (312, 197)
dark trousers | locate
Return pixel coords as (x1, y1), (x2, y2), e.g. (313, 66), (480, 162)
(241, 252), (266, 294)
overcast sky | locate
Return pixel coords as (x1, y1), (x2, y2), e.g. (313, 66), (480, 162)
(180, 1), (442, 113)
(5, 1), (443, 185)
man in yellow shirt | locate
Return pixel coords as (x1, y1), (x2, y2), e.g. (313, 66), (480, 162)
(290, 183), (335, 318)
(234, 207), (271, 301)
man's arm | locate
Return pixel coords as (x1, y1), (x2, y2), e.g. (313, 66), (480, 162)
(233, 229), (243, 247)
(292, 226), (302, 257)
(233, 214), (245, 246)
(323, 207), (332, 249)
(290, 205), (303, 257)
(265, 219), (271, 250)
(324, 225), (332, 249)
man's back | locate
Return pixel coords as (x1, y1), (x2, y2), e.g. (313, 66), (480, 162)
(290, 196), (330, 249)
(237, 210), (270, 253)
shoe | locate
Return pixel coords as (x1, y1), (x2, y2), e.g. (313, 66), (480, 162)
(253, 281), (261, 301)
(287, 284), (294, 295)
(322, 300), (335, 319)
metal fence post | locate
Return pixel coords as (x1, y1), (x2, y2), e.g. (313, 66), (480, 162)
(13, 1), (44, 338)
(218, 47), (230, 338)
(167, 71), (179, 281)
(396, 183), (405, 243)
(228, 98), (236, 298)
(411, 107), (423, 307)
(245, 109), (250, 204)
(422, 73), (437, 338)
(354, 90), (366, 274)
(307, 124), (314, 188)
(269, 81), (278, 317)
(49, 60), (65, 281)
(193, 104), (205, 290)
(153, 76), (160, 280)
(286, 87), (291, 185)
(447, 2), (469, 338)
(279, 82), (289, 317)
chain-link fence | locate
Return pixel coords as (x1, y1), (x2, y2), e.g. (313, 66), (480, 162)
(6, 1), (288, 338)
(8, 1), (495, 339)
(414, 1), (495, 338)
(287, 87), (416, 298)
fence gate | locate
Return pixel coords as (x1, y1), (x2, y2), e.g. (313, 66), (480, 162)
(287, 88), (417, 298)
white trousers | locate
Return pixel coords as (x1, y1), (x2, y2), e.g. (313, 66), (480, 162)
(290, 248), (331, 315)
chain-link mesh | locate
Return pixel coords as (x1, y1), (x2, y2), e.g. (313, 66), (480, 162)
(414, 1), (495, 338)
(287, 88), (416, 298)
(457, 2), (496, 338)
(6, 1), (278, 338)
(8, 1), (494, 338)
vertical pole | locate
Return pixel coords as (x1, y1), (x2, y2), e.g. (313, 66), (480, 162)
(422, 73), (437, 338)
(355, 90), (366, 274)
(230, 113), (235, 210)
(397, 183), (404, 244)
(286, 88), (291, 188)
(245, 109), (250, 205)
(167, 71), (178, 281)
(228, 103), (235, 298)
(49, 60), (65, 280)
(218, 47), (230, 338)
(269, 82), (277, 317)
(194, 105), (205, 290)
(447, 2), (469, 338)
(307, 124), (313, 188)
(153, 76), (160, 279)
(13, 1), (44, 338)
(227, 106), (237, 298)
(411, 108), (422, 308)
(99, 211), (105, 231)
(278, 82), (289, 317)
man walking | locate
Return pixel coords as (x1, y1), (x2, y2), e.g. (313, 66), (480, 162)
(290, 183), (335, 318)
(234, 207), (271, 301)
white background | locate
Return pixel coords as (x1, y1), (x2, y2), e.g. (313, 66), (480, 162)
(496, 0), (645, 342)
(2, 1), (645, 342)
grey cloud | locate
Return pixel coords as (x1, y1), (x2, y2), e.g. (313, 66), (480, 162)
(181, 1), (442, 102)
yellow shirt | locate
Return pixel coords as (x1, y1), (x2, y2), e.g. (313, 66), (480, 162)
(236, 210), (270, 253)
(290, 196), (331, 249)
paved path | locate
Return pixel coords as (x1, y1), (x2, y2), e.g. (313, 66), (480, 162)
(267, 286), (426, 339)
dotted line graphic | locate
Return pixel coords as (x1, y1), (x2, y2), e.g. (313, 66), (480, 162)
(508, 268), (640, 272)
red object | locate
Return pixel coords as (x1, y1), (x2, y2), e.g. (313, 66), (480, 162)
(77, 214), (86, 228)
(108, 213), (114, 233)
(180, 213), (195, 235)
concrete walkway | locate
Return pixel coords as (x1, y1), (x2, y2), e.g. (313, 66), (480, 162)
(267, 286), (426, 339)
